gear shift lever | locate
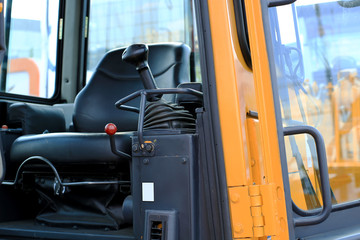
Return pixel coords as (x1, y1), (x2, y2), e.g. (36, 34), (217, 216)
(122, 44), (162, 101)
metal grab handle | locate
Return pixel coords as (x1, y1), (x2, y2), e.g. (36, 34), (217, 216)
(283, 126), (332, 227)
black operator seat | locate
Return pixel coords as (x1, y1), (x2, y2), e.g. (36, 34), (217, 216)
(9, 43), (191, 171)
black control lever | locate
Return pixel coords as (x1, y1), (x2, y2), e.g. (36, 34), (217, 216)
(122, 44), (162, 101)
(105, 123), (131, 159)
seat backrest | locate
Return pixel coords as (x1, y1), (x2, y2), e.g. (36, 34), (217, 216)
(73, 43), (191, 132)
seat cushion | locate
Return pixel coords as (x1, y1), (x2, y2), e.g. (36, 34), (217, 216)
(10, 132), (132, 166)
(73, 43), (191, 133)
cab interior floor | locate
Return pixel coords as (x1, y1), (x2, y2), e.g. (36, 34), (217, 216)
(0, 220), (134, 240)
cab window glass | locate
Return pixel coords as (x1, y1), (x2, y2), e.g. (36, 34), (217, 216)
(268, 0), (360, 210)
(87, 0), (200, 83)
(0, 0), (60, 98)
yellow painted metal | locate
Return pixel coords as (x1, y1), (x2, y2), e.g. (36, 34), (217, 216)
(249, 185), (265, 237)
(223, 0), (360, 233)
(246, 119), (265, 185)
(227, 0), (257, 112)
(207, 0), (259, 238)
(249, 184), (279, 238)
(207, 0), (290, 238)
(229, 187), (253, 238)
(207, 0), (252, 187)
(246, 119), (283, 239)
(260, 184), (280, 237)
(229, 184), (279, 239)
(244, 0), (290, 239)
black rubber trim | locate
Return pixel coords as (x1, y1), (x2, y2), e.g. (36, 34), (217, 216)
(194, 0), (232, 239)
(233, 0), (252, 69)
(268, 0), (297, 7)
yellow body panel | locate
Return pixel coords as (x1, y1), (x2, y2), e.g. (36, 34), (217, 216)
(207, 0), (290, 238)
(244, 0), (289, 238)
(207, 0), (251, 188)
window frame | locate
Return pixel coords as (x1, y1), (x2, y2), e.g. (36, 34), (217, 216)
(0, 0), (65, 104)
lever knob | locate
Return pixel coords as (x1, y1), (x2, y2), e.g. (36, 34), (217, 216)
(105, 123), (131, 159)
(122, 44), (162, 101)
(122, 44), (149, 71)
(105, 123), (117, 136)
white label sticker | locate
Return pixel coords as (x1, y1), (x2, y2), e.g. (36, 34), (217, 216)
(142, 182), (154, 202)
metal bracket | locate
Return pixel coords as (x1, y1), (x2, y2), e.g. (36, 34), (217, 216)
(54, 178), (66, 195)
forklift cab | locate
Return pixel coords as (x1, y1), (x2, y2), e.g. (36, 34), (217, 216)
(0, 0), (208, 239)
(4, 0), (360, 239)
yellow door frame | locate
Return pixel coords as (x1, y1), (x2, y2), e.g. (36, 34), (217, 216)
(206, 0), (291, 238)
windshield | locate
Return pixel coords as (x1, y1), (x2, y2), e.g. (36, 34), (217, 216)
(86, 0), (201, 83)
(267, 0), (360, 210)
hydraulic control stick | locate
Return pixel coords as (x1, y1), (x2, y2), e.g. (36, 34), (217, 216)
(120, 43), (196, 131)
(107, 43), (203, 160)
(122, 44), (162, 101)
(108, 43), (200, 153)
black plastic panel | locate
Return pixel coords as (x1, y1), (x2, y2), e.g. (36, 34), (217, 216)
(132, 132), (198, 240)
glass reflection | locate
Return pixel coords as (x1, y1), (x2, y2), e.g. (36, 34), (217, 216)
(268, 0), (360, 209)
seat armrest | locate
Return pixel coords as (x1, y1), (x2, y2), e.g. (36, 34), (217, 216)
(8, 103), (66, 134)
(53, 103), (75, 131)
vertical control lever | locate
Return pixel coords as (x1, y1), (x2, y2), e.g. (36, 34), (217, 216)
(122, 44), (162, 101)
(105, 123), (131, 159)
